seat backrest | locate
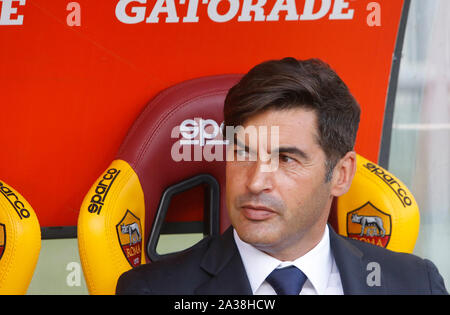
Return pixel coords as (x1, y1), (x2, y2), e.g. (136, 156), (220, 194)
(78, 74), (240, 294)
(78, 75), (420, 295)
(0, 180), (41, 294)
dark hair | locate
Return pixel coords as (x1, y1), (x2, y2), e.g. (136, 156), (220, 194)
(224, 57), (360, 181)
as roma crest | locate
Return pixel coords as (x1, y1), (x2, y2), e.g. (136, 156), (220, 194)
(347, 202), (392, 248)
(0, 223), (5, 261)
(116, 210), (142, 268)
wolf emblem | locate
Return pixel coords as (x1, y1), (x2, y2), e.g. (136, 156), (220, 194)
(351, 213), (386, 237)
(120, 222), (141, 245)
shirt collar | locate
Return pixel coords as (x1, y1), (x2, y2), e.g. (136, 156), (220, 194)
(234, 225), (333, 295)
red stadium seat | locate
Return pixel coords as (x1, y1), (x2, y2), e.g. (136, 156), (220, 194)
(78, 75), (420, 295)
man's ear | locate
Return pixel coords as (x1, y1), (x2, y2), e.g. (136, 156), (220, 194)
(330, 151), (357, 197)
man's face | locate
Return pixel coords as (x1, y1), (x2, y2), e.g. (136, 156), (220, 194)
(225, 108), (334, 259)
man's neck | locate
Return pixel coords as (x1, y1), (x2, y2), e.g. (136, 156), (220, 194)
(254, 223), (328, 261)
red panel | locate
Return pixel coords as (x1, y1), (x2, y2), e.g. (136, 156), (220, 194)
(165, 185), (205, 223)
(0, 0), (405, 227)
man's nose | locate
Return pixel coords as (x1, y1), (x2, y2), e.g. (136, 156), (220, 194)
(246, 160), (274, 194)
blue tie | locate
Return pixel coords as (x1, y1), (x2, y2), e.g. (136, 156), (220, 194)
(266, 266), (307, 295)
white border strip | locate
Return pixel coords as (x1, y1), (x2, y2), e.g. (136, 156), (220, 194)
(393, 123), (450, 130)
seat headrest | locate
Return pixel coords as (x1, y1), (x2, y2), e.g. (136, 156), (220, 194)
(334, 154), (420, 253)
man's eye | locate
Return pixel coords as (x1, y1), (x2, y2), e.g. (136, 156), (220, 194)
(280, 154), (295, 163)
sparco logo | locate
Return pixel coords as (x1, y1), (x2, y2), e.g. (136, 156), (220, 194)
(171, 117), (280, 172)
(171, 118), (229, 162)
(115, 0), (356, 24)
(0, 181), (30, 220)
(179, 118), (228, 146)
(88, 168), (121, 215)
(363, 163), (412, 207)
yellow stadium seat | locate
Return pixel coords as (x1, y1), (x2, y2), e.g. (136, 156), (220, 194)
(0, 180), (41, 294)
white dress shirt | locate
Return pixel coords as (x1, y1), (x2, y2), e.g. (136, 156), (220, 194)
(233, 225), (344, 295)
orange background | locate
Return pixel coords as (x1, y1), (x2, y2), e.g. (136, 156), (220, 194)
(0, 0), (405, 227)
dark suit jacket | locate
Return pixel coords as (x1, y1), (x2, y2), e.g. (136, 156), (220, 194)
(116, 226), (448, 295)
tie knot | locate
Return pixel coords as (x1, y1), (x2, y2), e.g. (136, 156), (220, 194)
(266, 266), (307, 295)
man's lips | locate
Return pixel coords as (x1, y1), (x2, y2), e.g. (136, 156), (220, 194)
(240, 204), (277, 221)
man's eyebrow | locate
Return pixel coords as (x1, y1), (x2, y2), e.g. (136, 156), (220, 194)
(234, 135), (310, 161)
(234, 138), (256, 154)
(273, 146), (310, 161)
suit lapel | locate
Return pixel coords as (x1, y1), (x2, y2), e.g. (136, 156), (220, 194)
(194, 227), (253, 295)
(329, 226), (386, 294)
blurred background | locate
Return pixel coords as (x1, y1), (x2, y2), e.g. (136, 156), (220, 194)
(389, 0), (450, 286)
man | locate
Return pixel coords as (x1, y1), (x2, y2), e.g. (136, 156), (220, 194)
(116, 57), (447, 295)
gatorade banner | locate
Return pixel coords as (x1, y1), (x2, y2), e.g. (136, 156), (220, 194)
(0, 0), (406, 228)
